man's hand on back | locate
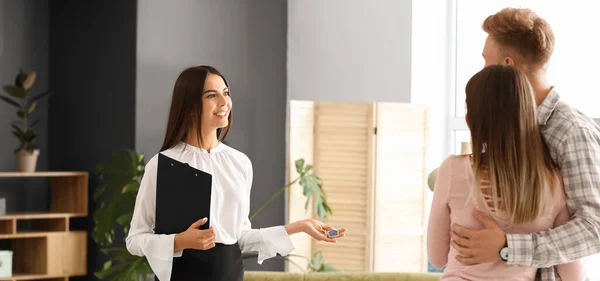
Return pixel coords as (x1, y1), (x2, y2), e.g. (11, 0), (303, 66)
(450, 209), (507, 265)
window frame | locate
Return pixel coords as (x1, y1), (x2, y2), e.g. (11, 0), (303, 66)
(446, 0), (469, 155)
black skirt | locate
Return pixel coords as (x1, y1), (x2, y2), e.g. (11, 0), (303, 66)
(155, 242), (244, 281)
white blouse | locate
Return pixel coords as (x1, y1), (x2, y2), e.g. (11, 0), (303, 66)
(125, 141), (295, 281)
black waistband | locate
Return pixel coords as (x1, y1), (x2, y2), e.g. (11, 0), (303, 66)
(157, 242), (244, 281)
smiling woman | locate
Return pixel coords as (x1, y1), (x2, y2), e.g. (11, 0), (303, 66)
(125, 65), (347, 281)
(159, 65), (233, 152)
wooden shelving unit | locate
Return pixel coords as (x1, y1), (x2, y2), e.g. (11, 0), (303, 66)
(0, 172), (88, 281)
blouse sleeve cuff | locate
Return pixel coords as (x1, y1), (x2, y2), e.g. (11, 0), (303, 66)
(144, 234), (176, 281)
(257, 225), (295, 264)
(172, 231), (184, 258)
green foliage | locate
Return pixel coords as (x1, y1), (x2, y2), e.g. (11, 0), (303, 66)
(244, 158), (338, 272)
(95, 248), (153, 281)
(0, 69), (52, 153)
(308, 251), (340, 272)
(92, 150), (338, 280)
(93, 149), (149, 281)
(295, 159), (332, 222)
(249, 159), (332, 222)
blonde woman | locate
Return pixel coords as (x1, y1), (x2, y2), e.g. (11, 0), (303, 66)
(427, 65), (584, 280)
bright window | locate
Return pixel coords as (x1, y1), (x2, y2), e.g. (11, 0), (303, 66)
(454, 0), (600, 119)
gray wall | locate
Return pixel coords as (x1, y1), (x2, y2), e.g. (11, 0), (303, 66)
(287, 0), (412, 103)
(48, 0), (137, 279)
(136, 0), (288, 271)
(0, 0), (49, 213)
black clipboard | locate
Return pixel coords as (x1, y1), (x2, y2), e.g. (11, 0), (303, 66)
(155, 153), (212, 258)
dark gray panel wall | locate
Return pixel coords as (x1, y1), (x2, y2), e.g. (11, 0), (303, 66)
(48, 0), (137, 279)
(136, 0), (288, 271)
(0, 0), (49, 213)
(2, 0), (288, 275)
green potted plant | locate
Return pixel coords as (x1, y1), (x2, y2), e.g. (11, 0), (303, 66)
(93, 149), (338, 281)
(93, 149), (151, 281)
(0, 69), (51, 172)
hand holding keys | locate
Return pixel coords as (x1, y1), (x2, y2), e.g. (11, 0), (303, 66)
(325, 228), (340, 238)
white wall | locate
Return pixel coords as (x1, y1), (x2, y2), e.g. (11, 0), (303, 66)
(287, 0), (412, 103)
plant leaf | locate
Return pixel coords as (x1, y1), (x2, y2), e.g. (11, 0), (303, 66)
(317, 199), (327, 221)
(93, 191), (120, 246)
(0, 95), (20, 107)
(295, 158), (305, 174)
(11, 124), (24, 136)
(12, 130), (24, 141)
(322, 263), (340, 272)
(93, 148), (146, 251)
(116, 212), (133, 227)
(304, 164), (313, 173)
(309, 251), (324, 271)
(24, 129), (36, 142)
(137, 153), (145, 165)
(127, 149), (139, 174)
(3, 86), (25, 99)
(14, 71), (27, 88)
(122, 182), (139, 193)
(305, 174), (319, 190)
(103, 260), (112, 271)
(26, 102), (37, 114)
(95, 249), (152, 281)
(94, 185), (107, 201)
(22, 72), (36, 90)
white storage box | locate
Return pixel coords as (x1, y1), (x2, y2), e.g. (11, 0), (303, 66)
(0, 251), (12, 277)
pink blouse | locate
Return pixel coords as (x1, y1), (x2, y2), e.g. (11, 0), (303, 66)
(427, 155), (585, 281)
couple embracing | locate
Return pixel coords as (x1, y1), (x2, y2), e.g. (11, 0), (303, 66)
(428, 7), (600, 281)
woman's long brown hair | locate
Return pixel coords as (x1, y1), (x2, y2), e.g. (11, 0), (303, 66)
(465, 64), (559, 224)
(160, 65), (232, 152)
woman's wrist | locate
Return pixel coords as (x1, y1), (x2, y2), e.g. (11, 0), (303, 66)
(174, 233), (186, 251)
(284, 220), (307, 235)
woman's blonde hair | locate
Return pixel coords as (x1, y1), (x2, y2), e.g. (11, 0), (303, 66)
(465, 64), (559, 224)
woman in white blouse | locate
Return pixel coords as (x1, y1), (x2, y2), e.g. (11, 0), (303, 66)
(125, 65), (346, 281)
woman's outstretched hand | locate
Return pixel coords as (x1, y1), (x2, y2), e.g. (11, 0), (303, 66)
(304, 219), (346, 243)
(285, 219), (346, 243)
